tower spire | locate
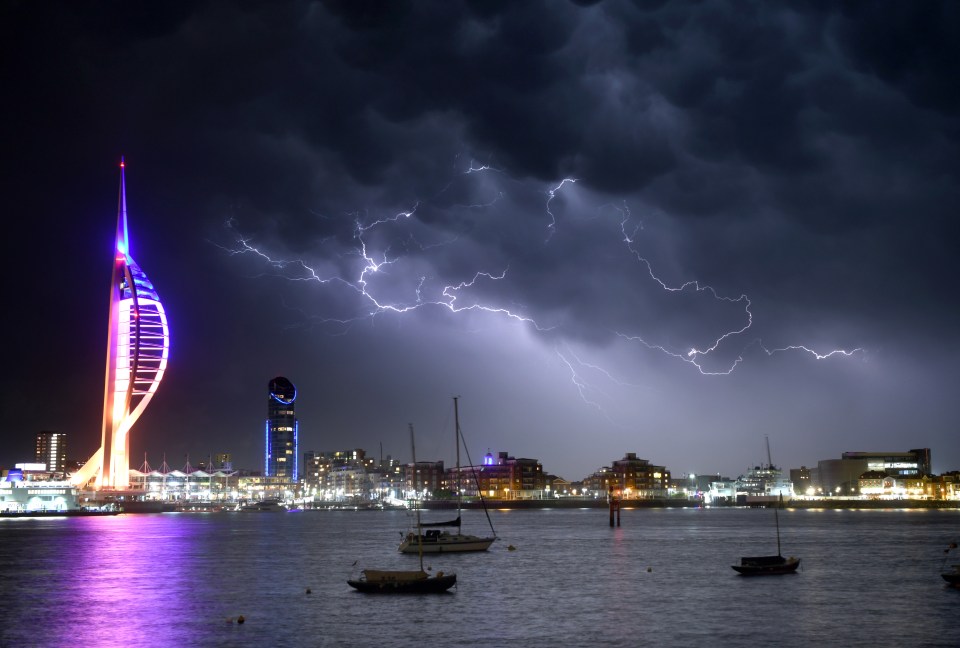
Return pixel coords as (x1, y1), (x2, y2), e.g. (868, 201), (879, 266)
(117, 157), (130, 257)
(69, 158), (170, 491)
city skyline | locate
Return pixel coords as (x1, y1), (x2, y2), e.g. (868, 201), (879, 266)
(2, 2), (958, 481)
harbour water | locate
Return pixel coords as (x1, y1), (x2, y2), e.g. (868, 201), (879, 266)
(1, 507), (958, 647)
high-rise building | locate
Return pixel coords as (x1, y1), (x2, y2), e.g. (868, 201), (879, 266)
(35, 431), (67, 475)
(265, 376), (298, 481)
(70, 159), (170, 490)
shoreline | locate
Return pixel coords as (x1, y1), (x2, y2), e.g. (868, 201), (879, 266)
(440, 498), (960, 511)
(36, 498), (959, 515)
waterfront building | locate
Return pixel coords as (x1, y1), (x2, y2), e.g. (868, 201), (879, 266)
(547, 475), (573, 497)
(581, 454), (670, 499)
(817, 449), (931, 495)
(236, 474), (297, 502)
(858, 471), (926, 499)
(582, 466), (616, 498)
(35, 432), (67, 477)
(129, 457), (238, 502)
(375, 456), (406, 502)
(455, 451), (546, 499)
(816, 458), (866, 495)
(265, 376), (299, 482)
(405, 460), (446, 498)
(790, 466), (814, 495)
(841, 450), (930, 477)
(304, 449), (370, 488)
(70, 160), (170, 491)
(304, 449), (389, 502)
(923, 472), (960, 500)
(610, 453), (670, 499)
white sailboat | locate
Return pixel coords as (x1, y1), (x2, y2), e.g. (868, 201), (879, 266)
(398, 397), (497, 554)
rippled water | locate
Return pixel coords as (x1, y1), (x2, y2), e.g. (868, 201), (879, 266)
(1, 507), (958, 647)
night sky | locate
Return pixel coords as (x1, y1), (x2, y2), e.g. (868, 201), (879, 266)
(2, 1), (958, 481)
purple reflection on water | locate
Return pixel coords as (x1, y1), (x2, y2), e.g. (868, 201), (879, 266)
(0, 515), (227, 646)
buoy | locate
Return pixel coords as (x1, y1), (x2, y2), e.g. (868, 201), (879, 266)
(237, 615), (245, 625)
(306, 588), (312, 595)
(647, 567), (652, 572)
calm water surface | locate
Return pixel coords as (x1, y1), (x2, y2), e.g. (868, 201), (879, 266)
(1, 507), (958, 647)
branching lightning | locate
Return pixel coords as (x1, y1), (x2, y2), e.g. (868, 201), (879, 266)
(221, 161), (862, 415)
(221, 207), (551, 332)
(592, 198), (860, 376)
(544, 178), (577, 242)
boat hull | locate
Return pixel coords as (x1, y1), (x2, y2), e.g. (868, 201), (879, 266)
(732, 555), (800, 576)
(398, 532), (496, 553)
(942, 569), (960, 585)
(347, 570), (456, 594)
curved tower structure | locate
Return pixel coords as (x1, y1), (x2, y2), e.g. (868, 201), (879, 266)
(266, 376), (298, 482)
(71, 160), (170, 489)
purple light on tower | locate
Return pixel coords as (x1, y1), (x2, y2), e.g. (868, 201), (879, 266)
(71, 159), (170, 490)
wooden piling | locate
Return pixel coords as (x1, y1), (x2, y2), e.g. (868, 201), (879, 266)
(608, 487), (621, 527)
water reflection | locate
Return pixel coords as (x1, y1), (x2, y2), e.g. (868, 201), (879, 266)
(1, 516), (207, 646)
(2, 509), (960, 647)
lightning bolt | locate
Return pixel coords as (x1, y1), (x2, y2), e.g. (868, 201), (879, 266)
(220, 209), (551, 332)
(555, 347), (616, 422)
(544, 178), (577, 242)
(220, 160), (862, 414)
(610, 203), (862, 375)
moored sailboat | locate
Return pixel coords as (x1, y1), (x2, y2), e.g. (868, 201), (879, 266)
(731, 494), (800, 575)
(348, 424), (456, 594)
(398, 397), (497, 554)
(732, 440), (800, 576)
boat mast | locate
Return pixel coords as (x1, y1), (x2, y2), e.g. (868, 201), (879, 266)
(409, 423), (425, 572)
(766, 435), (783, 556)
(454, 396), (462, 526)
(775, 494), (782, 556)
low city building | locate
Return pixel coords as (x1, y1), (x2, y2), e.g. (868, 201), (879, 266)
(450, 451), (546, 500)
(582, 453), (670, 500)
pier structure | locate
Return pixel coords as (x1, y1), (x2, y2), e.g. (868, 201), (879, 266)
(609, 486), (621, 527)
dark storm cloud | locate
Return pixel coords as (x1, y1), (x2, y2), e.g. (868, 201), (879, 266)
(213, 0), (955, 351)
(2, 0), (958, 476)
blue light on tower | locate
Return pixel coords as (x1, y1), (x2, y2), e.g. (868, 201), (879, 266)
(265, 377), (298, 481)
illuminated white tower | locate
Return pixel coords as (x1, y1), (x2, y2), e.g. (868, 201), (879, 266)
(71, 159), (170, 489)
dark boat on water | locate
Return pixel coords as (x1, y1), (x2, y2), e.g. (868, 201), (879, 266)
(942, 565), (960, 586)
(732, 554), (801, 576)
(732, 441), (800, 577)
(347, 568), (457, 594)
